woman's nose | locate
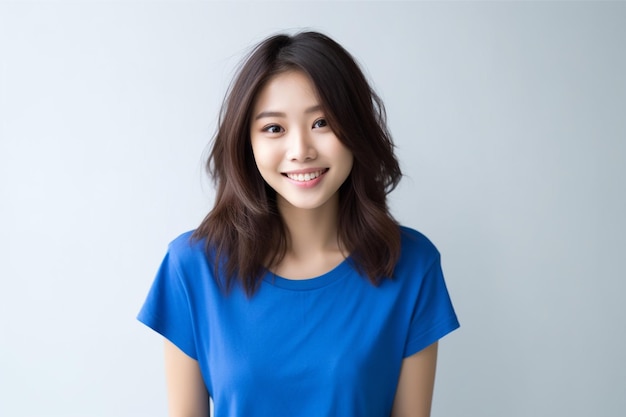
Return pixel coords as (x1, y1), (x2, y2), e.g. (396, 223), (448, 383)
(286, 129), (317, 162)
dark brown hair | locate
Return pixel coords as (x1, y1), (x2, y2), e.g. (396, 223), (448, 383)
(193, 31), (402, 296)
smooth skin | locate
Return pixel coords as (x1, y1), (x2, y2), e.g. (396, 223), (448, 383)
(391, 342), (439, 417)
(164, 340), (209, 417)
(164, 70), (439, 416)
(250, 71), (354, 214)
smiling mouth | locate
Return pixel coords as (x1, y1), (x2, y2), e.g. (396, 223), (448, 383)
(283, 169), (328, 182)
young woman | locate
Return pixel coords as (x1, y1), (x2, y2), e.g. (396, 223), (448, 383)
(138, 31), (459, 417)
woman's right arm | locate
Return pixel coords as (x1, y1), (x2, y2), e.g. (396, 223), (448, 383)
(164, 339), (210, 417)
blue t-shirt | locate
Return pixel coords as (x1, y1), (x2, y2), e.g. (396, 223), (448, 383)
(138, 226), (459, 417)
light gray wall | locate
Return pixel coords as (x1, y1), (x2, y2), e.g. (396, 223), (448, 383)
(1, 2), (624, 417)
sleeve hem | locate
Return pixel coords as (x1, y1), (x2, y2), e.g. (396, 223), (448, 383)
(403, 317), (460, 358)
(137, 311), (199, 360)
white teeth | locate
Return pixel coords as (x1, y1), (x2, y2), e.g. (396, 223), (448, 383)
(287, 170), (323, 182)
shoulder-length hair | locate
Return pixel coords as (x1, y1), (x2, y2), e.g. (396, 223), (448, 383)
(193, 31), (402, 296)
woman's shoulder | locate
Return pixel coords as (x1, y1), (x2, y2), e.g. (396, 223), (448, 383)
(398, 225), (441, 266)
(399, 226), (439, 252)
(159, 230), (220, 285)
(165, 230), (208, 262)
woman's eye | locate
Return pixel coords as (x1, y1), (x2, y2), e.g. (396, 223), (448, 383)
(313, 119), (328, 129)
(263, 125), (283, 134)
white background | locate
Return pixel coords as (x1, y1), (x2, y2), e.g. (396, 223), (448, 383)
(1, 2), (624, 417)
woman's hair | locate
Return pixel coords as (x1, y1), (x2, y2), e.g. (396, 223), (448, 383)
(193, 31), (402, 296)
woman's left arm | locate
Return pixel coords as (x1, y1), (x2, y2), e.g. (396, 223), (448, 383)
(390, 341), (439, 417)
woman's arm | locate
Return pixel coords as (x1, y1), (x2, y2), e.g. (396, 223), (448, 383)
(391, 341), (439, 417)
(164, 339), (210, 417)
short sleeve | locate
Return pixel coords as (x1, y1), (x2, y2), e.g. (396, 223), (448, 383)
(404, 255), (460, 357)
(137, 249), (198, 359)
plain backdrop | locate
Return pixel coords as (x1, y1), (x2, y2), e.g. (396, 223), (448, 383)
(1, 2), (625, 417)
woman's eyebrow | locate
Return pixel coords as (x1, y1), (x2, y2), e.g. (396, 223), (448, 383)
(254, 111), (285, 120)
(254, 105), (322, 120)
(304, 105), (322, 114)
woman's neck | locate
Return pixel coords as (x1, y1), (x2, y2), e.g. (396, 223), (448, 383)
(274, 195), (347, 279)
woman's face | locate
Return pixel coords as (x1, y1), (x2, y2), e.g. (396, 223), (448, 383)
(250, 70), (353, 213)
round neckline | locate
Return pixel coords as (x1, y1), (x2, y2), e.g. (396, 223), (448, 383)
(262, 256), (354, 291)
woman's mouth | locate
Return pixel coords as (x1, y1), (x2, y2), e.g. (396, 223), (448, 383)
(283, 169), (328, 182)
